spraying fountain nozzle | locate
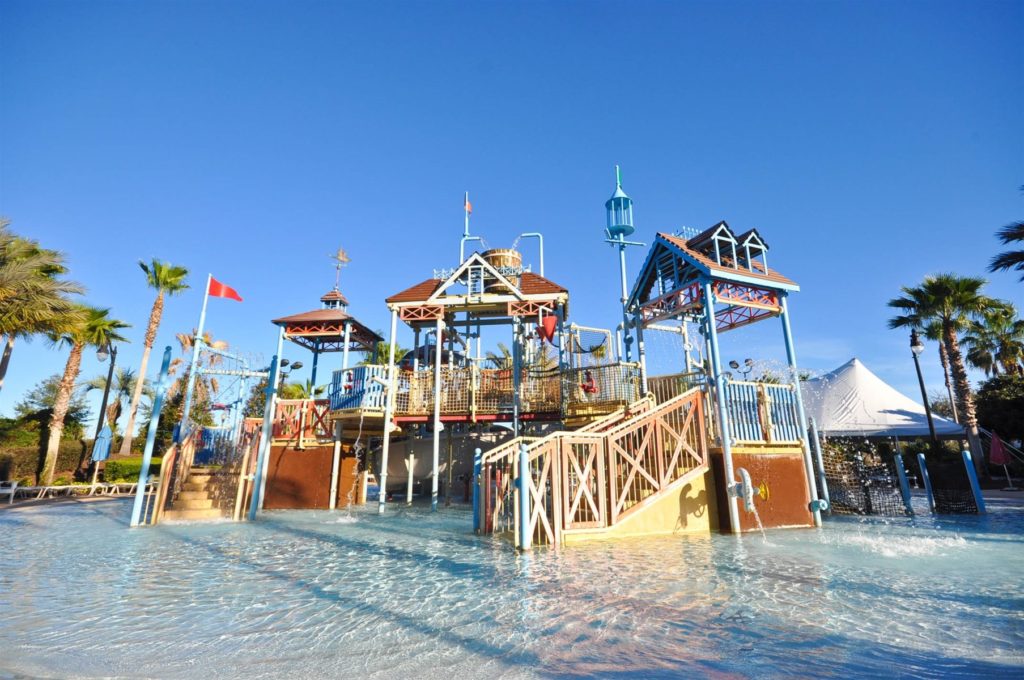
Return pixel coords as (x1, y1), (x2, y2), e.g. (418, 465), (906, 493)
(730, 467), (768, 514)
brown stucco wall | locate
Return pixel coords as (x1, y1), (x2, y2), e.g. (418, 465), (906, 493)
(710, 450), (813, 533)
(263, 444), (361, 510)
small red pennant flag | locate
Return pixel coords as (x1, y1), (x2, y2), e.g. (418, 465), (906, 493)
(208, 276), (243, 302)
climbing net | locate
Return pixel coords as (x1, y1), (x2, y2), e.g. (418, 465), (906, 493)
(565, 325), (616, 369)
(918, 455), (979, 514)
(821, 441), (908, 516)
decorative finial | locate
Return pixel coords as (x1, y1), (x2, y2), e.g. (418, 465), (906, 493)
(615, 165), (621, 188)
(329, 247), (350, 290)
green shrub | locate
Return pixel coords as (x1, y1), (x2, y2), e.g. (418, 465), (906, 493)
(0, 440), (88, 482)
(103, 457), (162, 483)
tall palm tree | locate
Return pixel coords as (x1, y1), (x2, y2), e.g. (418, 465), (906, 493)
(887, 274), (994, 474)
(988, 186), (1023, 281)
(0, 220), (84, 392)
(924, 321), (958, 422)
(963, 304), (1024, 377)
(43, 306), (130, 484)
(118, 259), (189, 454)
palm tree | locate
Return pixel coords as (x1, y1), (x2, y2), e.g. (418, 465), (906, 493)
(963, 304), (1024, 377)
(43, 306), (130, 484)
(888, 274), (995, 475)
(486, 342), (513, 370)
(0, 220), (84, 392)
(83, 367), (148, 436)
(988, 186), (1023, 281)
(118, 259), (189, 454)
(924, 321), (958, 422)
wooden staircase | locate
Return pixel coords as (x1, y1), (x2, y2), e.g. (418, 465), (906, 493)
(479, 387), (711, 548)
(162, 467), (227, 521)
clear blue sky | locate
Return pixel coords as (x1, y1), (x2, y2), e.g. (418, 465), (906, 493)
(1, 0), (1021, 425)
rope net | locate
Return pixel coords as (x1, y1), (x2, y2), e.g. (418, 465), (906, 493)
(822, 446), (909, 516)
(918, 456), (979, 514)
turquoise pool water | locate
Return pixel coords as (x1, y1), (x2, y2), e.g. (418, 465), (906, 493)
(2, 496), (1022, 679)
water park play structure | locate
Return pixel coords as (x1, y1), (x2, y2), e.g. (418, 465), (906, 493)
(124, 169), (985, 546)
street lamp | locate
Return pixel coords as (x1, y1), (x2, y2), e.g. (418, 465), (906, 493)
(94, 342), (117, 439)
(910, 329), (938, 445)
(729, 358), (754, 380)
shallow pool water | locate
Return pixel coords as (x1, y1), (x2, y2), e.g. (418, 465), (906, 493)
(2, 496), (1022, 679)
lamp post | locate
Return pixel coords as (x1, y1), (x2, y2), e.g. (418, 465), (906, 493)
(604, 166), (645, 362)
(910, 329), (938, 446)
(88, 342), (117, 480)
(94, 342), (117, 439)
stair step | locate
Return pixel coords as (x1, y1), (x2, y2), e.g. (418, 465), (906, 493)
(183, 481), (209, 492)
(175, 498), (216, 510)
(162, 507), (223, 521)
(177, 490), (209, 500)
(187, 473), (213, 482)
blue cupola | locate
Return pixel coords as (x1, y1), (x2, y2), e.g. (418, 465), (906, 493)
(605, 165), (635, 238)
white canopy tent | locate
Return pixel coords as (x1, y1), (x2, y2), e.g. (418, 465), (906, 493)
(800, 358), (964, 439)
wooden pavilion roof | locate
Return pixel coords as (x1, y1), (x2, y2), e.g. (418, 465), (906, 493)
(271, 309), (382, 353)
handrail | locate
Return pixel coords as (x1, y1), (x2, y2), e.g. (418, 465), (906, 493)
(480, 386), (708, 548)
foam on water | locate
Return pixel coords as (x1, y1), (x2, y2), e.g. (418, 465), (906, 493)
(1, 498), (1022, 679)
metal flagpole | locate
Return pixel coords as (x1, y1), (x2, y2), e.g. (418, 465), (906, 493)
(179, 274), (212, 438)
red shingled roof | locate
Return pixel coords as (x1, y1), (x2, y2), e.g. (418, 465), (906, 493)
(519, 272), (567, 295)
(320, 289), (349, 305)
(385, 278), (445, 304)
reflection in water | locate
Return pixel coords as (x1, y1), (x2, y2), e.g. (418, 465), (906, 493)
(1, 497), (1022, 679)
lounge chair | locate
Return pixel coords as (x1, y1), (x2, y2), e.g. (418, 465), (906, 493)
(0, 480), (17, 505)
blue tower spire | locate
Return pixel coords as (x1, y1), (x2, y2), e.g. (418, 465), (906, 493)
(605, 164), (635, 238)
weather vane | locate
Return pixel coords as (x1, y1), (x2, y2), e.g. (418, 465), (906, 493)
(330, 246), (350, 289)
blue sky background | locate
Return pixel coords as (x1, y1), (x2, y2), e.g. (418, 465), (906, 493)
(1, 0), (1021, 426)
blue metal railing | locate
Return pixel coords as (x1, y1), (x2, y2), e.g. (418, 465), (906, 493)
(722, 381), (802, 445)
(764, 384), (802, 442)
(330, 365), (388, 411)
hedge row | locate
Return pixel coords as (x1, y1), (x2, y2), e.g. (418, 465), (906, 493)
(103, 457), (162, 483)
(0, 440), (88, 484)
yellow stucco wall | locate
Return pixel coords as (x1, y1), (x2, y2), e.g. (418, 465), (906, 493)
(562, 469), (714, 544)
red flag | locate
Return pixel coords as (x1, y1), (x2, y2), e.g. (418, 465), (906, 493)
(208, 276), (243, 302)
(990, 432), (1010, 466)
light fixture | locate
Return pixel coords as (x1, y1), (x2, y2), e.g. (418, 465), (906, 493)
(910, 329), (925, 356)
(291, 361), (304, 371)
(729, 360), (740, 370)
(96, 345), (110, 362)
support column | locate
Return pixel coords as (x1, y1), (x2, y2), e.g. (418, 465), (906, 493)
(808, 417), (830, 514)
(445, 425), (454, 507)
(341, 322), (352, 370)
(634, 310), (648, 396)
(472, 446), (482, 532)
(512, 318), (522, 437)
(431, 316), (444, 511)
(556, 304), (568, 416)
(779, 294), (822, 527)
(405, 433), (416, 505)
(893, 449), (914, 516)
(518, 441), (531, 550)
(130, 346), (173, 527)
(249, 348), (281, 521)
(619, 240), (633, 362)
(330, 421), (342, 510)
(917, 453), (935, 512)
(310, 341), (320, 388)
(412, 327), (421, 372)
(377, 309), (399, 514)
(702, 280), (740, 533)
